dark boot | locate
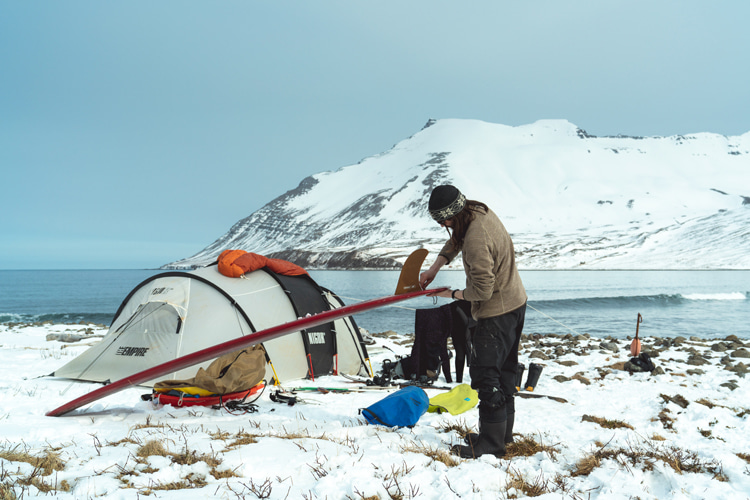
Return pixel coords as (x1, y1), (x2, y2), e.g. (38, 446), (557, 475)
(463, 420), (481, 446)
(523, 363), (544, 391)
(452, 420), (506, 458)
(504, 412), (515, 443)
(465, 412), (515, 446)
(515, 363), (525, 391)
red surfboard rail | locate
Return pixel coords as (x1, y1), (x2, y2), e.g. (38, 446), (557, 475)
(46, 286), (448, 416)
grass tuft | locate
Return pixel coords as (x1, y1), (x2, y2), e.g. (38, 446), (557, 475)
(107, 437), (140, 447)
(224, 431), (259, 450)
(505, 433), (560, 460)
(581, 414), (634, 430)
(148, 473), (208, 491)
(504, 466), (552, 497)
(400, 442), (459, 467)
(657, 409), (675, 430)
(0, 443), (71, 497)
(210, 466), (240, 480)
(436, 418), (473, 440)
(571, 437), (725, 478)
(696, 398), (716, 409)
(136, 440), (169, 458)
(0, 444), (65, 476)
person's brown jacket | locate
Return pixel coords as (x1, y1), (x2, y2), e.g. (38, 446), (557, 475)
(439, 208), (527, 320)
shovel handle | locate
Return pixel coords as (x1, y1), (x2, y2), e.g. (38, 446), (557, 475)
(635, 313), (643, 339)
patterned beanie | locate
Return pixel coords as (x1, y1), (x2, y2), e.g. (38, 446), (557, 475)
(428, 185), (466, 222)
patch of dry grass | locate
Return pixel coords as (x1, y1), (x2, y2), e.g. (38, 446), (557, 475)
(171, 447), (222, 468)
(0, 443), (71, 497)
(505, 433), (560, 460)
(572, 438), (726, 480)
(224, 431), (259, 450)
(435, 418), (473, 440)
(0, 444), (65, 476)
(696, 398), (716, 409)
(581, 414), (634, 430)
(131, 415), (168, 431)
(657, 408), (675, 430)
(143, 473), (209, 492)
(504, 466), (553, 497)
(209, 466), (240, 480)
(136, 440), (169, 459)
(207, 429), (232, 441)
(106, 436), (140, 447)
(136, 438), (223, 469)
(400, 442), (459, 467)
(124, 438), (231, 494)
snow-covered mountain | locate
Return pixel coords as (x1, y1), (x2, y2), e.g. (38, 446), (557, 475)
(165, 119), (750, 270)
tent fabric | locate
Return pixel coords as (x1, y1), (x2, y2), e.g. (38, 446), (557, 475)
(217, 249), (308, 278)
(272, 273), (337, 379)
(52, 259), (371, 387)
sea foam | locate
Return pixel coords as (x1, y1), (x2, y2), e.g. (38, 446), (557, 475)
(681, 292), (747, 301)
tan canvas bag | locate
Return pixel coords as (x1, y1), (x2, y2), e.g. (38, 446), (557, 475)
(154, 345), (266, 395)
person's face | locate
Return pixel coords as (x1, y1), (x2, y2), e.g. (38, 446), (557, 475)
(439, 218), (453, 228)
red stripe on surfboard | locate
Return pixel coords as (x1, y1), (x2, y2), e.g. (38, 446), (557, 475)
(46, 287), (447, 417)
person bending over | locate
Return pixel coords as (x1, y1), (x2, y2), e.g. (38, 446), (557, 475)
(420, 184), (527, 459)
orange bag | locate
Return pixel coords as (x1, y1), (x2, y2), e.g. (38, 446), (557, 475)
(217, 250), (308, 278)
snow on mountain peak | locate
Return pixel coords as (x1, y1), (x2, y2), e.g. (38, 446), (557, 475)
(165, 119), (750, 270)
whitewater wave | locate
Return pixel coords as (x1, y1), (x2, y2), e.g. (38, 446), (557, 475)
(0, 312), (112, 325)
(681, 292), (748, 301)
(1, 293), (747, 327)
(530, 292), (749, 308)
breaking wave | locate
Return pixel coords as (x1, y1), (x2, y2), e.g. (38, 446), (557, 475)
(530, 292), (749, 309)
(680, 292), (748, 301)
(0, 312), (113, 326)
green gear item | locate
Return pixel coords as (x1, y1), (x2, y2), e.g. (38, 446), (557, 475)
(428, 384), (479, 416)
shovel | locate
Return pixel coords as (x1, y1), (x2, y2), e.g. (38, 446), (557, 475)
(630, 313), (643, 356)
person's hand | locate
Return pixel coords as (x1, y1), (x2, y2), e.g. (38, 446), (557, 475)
(420, 254), (448, 289)
(419, 268), (437, 290)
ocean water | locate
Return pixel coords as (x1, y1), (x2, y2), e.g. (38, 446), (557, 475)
(0, 269), (748, 340)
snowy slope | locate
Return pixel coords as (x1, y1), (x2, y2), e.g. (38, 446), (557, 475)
(165, 119), (750, 269)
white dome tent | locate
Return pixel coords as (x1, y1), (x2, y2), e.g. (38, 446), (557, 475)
(53, 262), (372, 387)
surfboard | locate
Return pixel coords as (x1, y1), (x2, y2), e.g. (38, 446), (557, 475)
(47, 250), (445, 416)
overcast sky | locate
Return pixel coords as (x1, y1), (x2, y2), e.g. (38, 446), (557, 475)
(1, 1), (748, 269)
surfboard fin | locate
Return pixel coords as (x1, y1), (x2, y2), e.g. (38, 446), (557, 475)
(394, 249), (429, 295)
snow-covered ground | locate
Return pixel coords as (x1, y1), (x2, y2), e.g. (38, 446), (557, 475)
(2, 322), (749, 499)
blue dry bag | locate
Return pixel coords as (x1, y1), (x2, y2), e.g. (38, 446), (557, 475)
(360, 386), (429, 428)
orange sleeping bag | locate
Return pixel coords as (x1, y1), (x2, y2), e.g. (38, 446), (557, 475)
(217, 249), (308, 278)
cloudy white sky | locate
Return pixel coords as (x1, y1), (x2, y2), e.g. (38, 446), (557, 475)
(1, 1), (748, 269)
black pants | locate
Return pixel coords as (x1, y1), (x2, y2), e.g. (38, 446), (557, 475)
(469, 303), (526, 423)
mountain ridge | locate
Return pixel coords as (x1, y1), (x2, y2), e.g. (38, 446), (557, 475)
(164, 119), (750, 270)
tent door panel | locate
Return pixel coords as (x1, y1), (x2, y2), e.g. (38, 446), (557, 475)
(323, 290), (371, 377)
(53, 301), (183, 383)
(272, 273), (336, 378)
